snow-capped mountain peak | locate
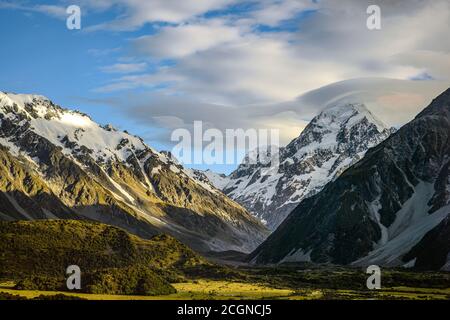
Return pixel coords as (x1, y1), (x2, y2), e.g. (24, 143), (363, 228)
(317, 103), (387, 132)
(0, 91), (50, 106)
(207, 102), (394, 230)
(0, 91), (158, 165)
(287, 103), (389, 156)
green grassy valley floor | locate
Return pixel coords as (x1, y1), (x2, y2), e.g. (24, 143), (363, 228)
(2, 268), (450, 300)
(1, 280), (449, 300)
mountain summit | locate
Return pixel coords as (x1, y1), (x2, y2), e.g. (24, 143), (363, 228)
(208, 103), (394, 230)
(0, 92), (268, 253)
(249, 88), (450, 270)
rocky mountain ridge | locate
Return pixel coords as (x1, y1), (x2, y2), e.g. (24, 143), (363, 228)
(0, 92), (268, 253)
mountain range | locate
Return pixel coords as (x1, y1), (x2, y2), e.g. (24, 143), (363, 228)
(200, 103), (395, 230)
(2, 88), (450, 272)
(249, 88), (450, 271)
(0, 92), (268, 254)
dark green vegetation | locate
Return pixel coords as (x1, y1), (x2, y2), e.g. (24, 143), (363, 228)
(15, 276), (64, 291)
(32, 294), (87, 300)
(0, 292), (27, 300)
(0, 220), (212, 295)
(84, 266), (176, 295)
(240, 264), (450, 291)
(0, 292), (86, 300)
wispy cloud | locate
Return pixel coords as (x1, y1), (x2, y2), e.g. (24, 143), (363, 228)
(132, 19), (241, 59)
(80, 0), (238, 31)
(99, 62), (147, 74)
(87, 47), (122, 57)
(0, 1), (67, 19)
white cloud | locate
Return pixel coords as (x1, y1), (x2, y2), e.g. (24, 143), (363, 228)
(392, 51), (450, 81)
(0, 2), (67, 19)
(88, 47), (121, 57)
(34, 4), (67, 18)
(2, 0), (240, 30)
(132, 20), (241, 58)
(97, 0), (449, 105)
(88, 0), (450, 150)
(81, 0), (237, 31)
(99, 62), (147, 74)
(160, 35), (350, 104)
(249, 0), (315, 26)
(291, 78), (450, 127)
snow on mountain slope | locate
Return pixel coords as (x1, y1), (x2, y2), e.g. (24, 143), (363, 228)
(353, 182), (448, 267)
(0, 92), (159, 165)
(0, 92), (268, 253)
(201, 170), (231, 190)
(208, 103), (394, 230)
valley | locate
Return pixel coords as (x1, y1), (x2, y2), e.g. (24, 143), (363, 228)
(0, 219), (449, 301)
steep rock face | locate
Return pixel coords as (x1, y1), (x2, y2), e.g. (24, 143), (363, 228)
(212, 104), (393, 230)
(0, 92), (268, 253)
(249, 88), (450, 269)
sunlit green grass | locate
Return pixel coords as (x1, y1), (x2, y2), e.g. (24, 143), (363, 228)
(2, 280), (449, 300)
(0, 280), (295, 300)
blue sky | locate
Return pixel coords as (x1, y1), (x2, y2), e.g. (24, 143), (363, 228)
(1, 0), (449, 173)
(0, 2), (157, 143)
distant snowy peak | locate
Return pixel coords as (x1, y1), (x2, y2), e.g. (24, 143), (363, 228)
(209, 102), (395, 230)
(200, 170), (230, 190)
(321, 103), (387, 132)
(286, 103), (391, 156)
(183, 169), (220, 194)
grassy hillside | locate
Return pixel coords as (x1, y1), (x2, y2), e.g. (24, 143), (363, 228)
(0, 220), (212, 295)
